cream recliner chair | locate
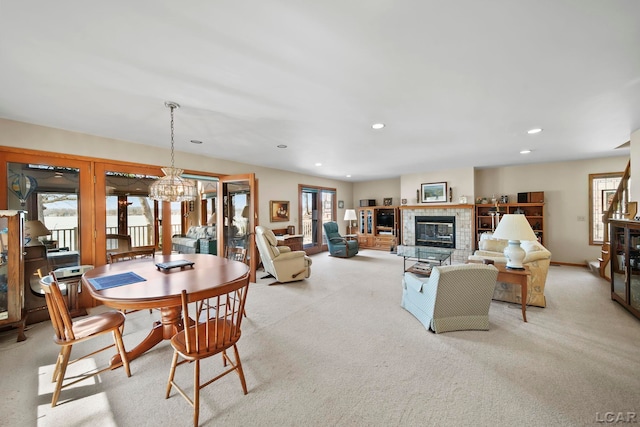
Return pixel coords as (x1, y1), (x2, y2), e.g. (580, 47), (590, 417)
(255, 226), (312, 283)
(468, 233), (552, 307)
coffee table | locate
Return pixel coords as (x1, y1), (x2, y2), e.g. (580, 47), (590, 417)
(397, 245), (453, 276)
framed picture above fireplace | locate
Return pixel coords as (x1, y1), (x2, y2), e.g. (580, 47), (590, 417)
(421, 182), (447, 203)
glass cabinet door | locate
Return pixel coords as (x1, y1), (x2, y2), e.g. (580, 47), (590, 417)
(611, 225), (626, 299)
(0, 211), (25, 338)
(630, 228), (640, 311)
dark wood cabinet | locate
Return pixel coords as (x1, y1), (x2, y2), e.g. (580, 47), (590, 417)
(609, 219), (640, 320)
(24, 244), (49, 324)
(357, 206), (399, 251)
(0, 211), (26, 341)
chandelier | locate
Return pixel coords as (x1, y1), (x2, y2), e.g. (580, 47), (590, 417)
(149, 101), (198, 202)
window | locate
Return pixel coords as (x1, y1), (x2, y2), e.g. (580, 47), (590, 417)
(590, 172), (623, 245)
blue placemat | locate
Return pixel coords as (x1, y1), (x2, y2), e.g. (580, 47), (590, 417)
(88, 272), (146, 290)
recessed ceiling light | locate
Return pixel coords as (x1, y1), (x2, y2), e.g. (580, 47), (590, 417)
(520, 149), (532, 154)
(527, 128), (543, 134)
(372, 123), (385, 130)
(346, 174), (351, 178)
(277, 144), (287, 149)
(315, 162), (322, 167)
(190, 139), (203, 144)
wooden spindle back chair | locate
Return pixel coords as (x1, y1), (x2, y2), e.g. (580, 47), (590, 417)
(166, 273), (250, 426)
(41, 271), (131, 407)
(107, 247), (156, 264)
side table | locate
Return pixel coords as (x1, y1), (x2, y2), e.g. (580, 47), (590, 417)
(469, 260), (530, 322)
(493, 264), (530, 322)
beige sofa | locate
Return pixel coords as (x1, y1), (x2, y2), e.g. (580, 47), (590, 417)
(468, 234), (551, 307)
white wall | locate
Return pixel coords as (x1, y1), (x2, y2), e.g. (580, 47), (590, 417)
(401, 167), (475, 205)
(475, 156), (628, 264)
(353, 178), (400, 207)
(630, 128), (640, 204)
(0, 118), (354, 233)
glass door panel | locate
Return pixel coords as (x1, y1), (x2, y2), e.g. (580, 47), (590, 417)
(7, 162), (81, 251)
(300, 186), (335, 254)
(219, 174), (256, 282)
(95, 163), (164, 262)
(301, 190), (316, 248)
(104, 171), (159, 251)
(320, 191), (335, 246)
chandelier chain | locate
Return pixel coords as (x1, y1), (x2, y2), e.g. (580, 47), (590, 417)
(170, 104), (175, 169)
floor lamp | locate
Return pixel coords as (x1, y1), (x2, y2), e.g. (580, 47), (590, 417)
(344, 209), (357, 235)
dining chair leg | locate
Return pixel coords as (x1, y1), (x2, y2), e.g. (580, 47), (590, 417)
(113, 329), (131, 377)
(193, 359), (200, 427)
(166, 351), (179, 398)
(232, 344), (248, 395)
(52, 345), (72, 407)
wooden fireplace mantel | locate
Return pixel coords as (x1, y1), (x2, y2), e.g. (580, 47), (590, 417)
(399, 204), (474, 210)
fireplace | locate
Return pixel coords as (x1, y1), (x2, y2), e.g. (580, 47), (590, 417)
(415, 216), (456, 249)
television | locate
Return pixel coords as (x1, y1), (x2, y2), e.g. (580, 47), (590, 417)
(377, 211), (394, 228)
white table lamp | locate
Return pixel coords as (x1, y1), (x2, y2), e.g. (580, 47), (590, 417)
(344, 209), (357, 235)
(491, 214), (537, 270)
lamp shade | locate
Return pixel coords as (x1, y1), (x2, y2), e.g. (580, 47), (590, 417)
(344, 209), (357, 221)
(492, 214), (537, 241)
(25, 220), (50, 246)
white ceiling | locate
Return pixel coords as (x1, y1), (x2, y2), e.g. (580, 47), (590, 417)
(1, 1), (639, 182)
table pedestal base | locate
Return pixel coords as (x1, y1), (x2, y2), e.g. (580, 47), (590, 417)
(110, 306), (182, 368)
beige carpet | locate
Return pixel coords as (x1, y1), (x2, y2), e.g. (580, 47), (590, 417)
(1, 250), (640, 426)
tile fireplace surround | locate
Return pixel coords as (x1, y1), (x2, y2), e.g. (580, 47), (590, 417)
(401, 205), (473, 264)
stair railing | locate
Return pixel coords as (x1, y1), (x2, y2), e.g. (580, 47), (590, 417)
(600, 159), (631, 277)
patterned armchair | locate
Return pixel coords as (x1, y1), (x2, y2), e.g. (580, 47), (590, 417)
(322, 221), (358, 258)
(468, 234), (551, 307)
(401, 264), (499, 333)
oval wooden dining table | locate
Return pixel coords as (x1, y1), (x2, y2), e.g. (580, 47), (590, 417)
(82, 253), (249, 368)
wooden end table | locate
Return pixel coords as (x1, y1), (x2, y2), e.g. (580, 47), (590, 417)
(490, 263), (530, 322)
(467, 260), (530, 322)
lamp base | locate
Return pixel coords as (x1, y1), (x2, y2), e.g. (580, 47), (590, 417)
(503, 240), (526, 270)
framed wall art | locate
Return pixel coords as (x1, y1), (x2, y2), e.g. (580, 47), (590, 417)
(270, 200), (290, 222)
(420, 182), (447, 203)
(338, 200), (344, 209)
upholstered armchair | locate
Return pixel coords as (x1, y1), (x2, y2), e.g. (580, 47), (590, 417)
(401, 264), (499, 333)
(468, 233), (552, 307)
(322, 221), (358, 258)
(255, 226), (312, 283)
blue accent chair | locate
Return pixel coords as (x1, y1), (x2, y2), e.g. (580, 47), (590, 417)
(323, 221), (358, 258)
